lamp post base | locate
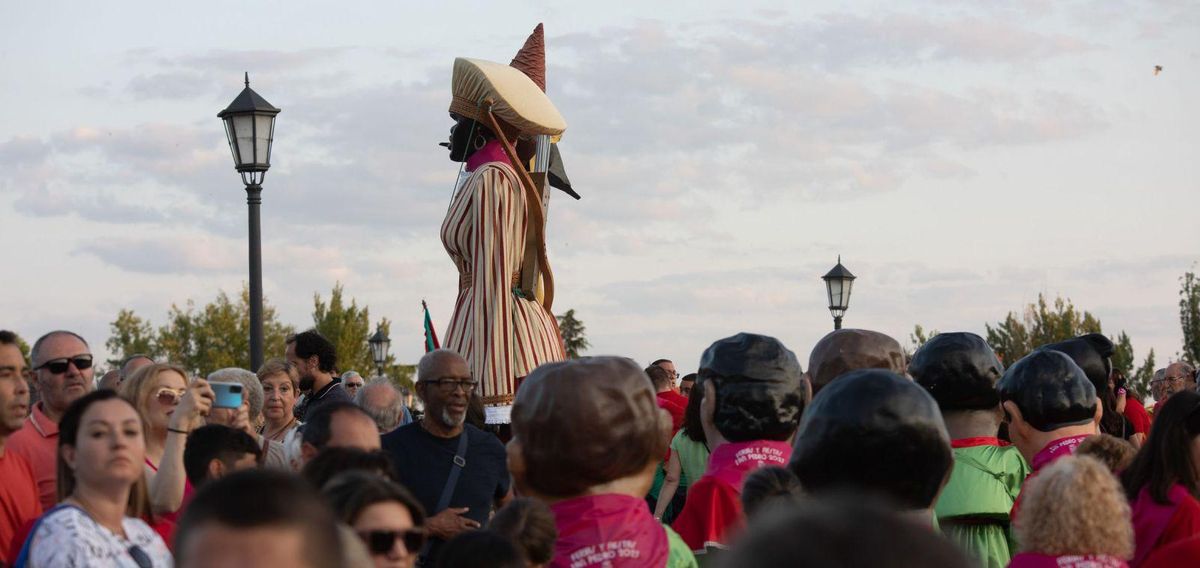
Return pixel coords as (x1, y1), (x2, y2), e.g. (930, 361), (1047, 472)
(834, 316), (843, 331)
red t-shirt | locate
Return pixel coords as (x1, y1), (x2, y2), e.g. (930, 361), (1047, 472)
(1124, 398), (1151, 435)
(1142, 535), (1200, 568)
(656, 391), (687, 432)
(6, 403), (60, 511)
(1130, 484), (1200, 566)
(672, 440), (792, 552)
(0, 448), (43, 565)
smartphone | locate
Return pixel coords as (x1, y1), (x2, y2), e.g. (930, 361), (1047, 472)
(210, 381), (245, 409)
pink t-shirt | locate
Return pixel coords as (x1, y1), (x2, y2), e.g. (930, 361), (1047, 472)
(7, 403), (61, 510)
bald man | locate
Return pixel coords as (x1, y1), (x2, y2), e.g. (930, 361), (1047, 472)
(806, 329), (907, 394)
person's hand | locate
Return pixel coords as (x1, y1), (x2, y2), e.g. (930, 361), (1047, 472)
(171, 378), (214, 431)
(424, 507), (480, 539)
(208, 400), (253, 435)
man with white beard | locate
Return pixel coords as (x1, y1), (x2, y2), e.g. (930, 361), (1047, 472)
(381, 349), (512, 566)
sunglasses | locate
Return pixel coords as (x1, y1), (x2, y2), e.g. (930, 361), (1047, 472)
(359, 528), (425, 555)
(35, 355), (93, 374)
(155, 387), (187, 406)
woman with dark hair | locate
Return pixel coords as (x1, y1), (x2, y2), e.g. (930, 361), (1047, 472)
(1120, 390), (1200, 566)
(653, 386), (711, 523)
(489, 498), (556, 568)
(18, 390), (172, 566)
(322, 470), (426, 568)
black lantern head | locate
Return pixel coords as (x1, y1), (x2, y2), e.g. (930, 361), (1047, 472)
(822, 256), (856, 320)
(218, 72), (280, 185)
(368, 327), (391, 367)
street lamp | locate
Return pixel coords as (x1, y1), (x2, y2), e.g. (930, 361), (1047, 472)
(368, 326), (391, 377)
(219, 72), (280, 371)
(822, 256), (856, 330)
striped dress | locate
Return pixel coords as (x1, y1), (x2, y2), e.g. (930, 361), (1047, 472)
(441, 158), (566, 406)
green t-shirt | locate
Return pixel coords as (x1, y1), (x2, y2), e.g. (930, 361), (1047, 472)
(935, 442), (1030, 568)
(670, 430), (711, 487)
(664, 524), (700, 568)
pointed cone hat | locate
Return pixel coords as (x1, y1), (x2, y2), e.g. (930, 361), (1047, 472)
(510, 23), (546, 92)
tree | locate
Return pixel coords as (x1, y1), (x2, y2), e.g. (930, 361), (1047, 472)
(982, 293), (1156, 396)
(152, 285), (294, 375)
(908, 324), (940, 354)
(556, 309), (590, 359)
(312, 283), (373, 375)
(105, 309), (159, 366)
(1181, 269), (1200, 364)
(1130, 348), (1157, 399)
(985, 294), (1100, 364)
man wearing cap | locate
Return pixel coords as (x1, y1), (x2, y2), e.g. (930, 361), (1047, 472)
(997, 349), (1101, 520)
(911, 333), (1029, 568)
(805, 328), (907, 394)
(790, 369), (953, 527)
(671, 333), (805, 555)
(509, 356), (697, 567)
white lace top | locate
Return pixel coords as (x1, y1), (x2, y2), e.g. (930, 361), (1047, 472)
(27, 505), (172, 567)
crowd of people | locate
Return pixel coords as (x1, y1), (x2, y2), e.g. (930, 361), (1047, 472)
(1, 325), (1200, 567)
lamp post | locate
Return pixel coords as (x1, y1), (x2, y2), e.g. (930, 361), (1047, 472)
(368, 326), (391, 378)
(822, 256), (856, 330)
(219, 73), (280, 371)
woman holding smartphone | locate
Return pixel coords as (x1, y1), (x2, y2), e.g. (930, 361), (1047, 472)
(20, 389), (173, 567)
(120, 363), (212, 531)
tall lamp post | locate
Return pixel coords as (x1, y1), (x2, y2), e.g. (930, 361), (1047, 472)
(219, 73), (280, 371)
(822, 256), (856, 330)
(368, 326), (391, 378)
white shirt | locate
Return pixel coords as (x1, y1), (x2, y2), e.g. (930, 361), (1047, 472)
(28, 505), (173, 567)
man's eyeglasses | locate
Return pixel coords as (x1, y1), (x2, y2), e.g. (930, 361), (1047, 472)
(359, 528), (425, 555)
(423, 378), (478, 393)
(154, 387), (187, 406)
(34, 355), (93, 374)
(1152, 376), (1188, 385)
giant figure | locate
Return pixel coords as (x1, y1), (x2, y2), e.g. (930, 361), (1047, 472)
(441, 26), (577, 416)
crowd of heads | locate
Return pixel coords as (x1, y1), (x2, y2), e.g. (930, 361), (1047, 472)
(2, 323), (1200, 568)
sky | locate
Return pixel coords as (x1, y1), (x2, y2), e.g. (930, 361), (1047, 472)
(1, 0), (1197, 372)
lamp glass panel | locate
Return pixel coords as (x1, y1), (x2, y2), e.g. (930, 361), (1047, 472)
(222, 119), (240, 165)
(841, 279), (854, 309)
(254, 114), (274, 164)
(232, 114), (255, 166)
(370, 341), (384, 364)
(826, 278), (843, 308)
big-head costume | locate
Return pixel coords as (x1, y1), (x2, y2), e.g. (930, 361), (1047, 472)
(996, 349), (1098, 520)
(911, 333), (1029, 568)
(510, 357), (697, 568)
(790, 369), (953, 513)
(442, 25), (573, 416)
(671, 333), (804, 555)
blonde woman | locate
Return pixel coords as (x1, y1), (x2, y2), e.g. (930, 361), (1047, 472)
(119, 363), (212, 524)
(1011, 455), (1134, 567)
(257, 358), (304, 470)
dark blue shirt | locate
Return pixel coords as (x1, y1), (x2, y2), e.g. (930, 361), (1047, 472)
(382, 423), (510, 561)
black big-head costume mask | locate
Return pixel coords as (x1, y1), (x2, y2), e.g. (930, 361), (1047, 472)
(996, 349), (1097, 432)
(1042, 333), (1114, 396)
(698, 332), (804, 442)
(789, 369), (951, 510)
(909, 332), (1004, 412)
